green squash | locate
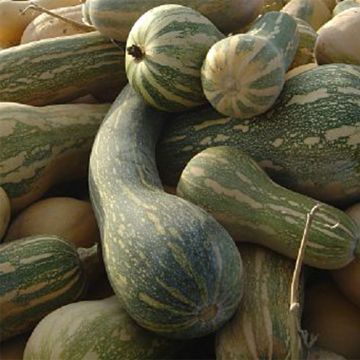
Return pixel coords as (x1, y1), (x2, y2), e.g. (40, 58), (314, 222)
(201, 11), (299, 118)
(89, 85), (243, 338)
(176, 146), (360, 269)
(23, 296), (187, 360)
(125, 4), (224, 112)
(157, 63), (360, 207)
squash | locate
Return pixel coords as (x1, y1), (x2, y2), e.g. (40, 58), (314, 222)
(0, 235), (99, 341)
(20, 4), (89, 44)
(0, 0), (83, 48)
(333, 0), (360, 16)
(281, 0), (332, 30)
(0, 333), (29, 360)
(86, 0), (263, 41)
(331, 203), (360, 307)
(4, 197), (100, 248)
(0, 102), (109, 213)
(0, 188), (11, 241)
(157, 63), (360, 207)
(23, 296), (187, 359)
(201, 11), (299, 118)
(125, 4), (224, 112)
(315, 8), (360, 66)
(303, 280), (360, 359)
(288, 17), (317, 70)
(89, 85), (244, 338)
(216, 244), (304, 360)
(0, 32), (126, 106)
(177, 146), (360, 269)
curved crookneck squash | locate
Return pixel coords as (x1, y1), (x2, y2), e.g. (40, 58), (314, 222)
(89, 85), (243, 339)
(157, 63), (360, 207)
(0, 32), (126, 106)
(201, 11), (299, 118)
(23, 296), (187, 360)
(0, 236), (99, 341)
(177, 146), (360, 269)
(0, 102), (109, 213)
(216, 244), (305, 360)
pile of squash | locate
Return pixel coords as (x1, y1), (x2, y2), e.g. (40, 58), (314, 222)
(0, 0), (359, 359)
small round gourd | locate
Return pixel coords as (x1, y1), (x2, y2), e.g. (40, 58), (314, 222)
(315, 8), (360, 65)
(201, 11), (298, 119)
(125, 4), (224, 112)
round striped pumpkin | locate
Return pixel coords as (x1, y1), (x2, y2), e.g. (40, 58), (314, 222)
(125, 4), (224, 112)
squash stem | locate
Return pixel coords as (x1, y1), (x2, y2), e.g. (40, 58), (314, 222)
(22, 1), (96, 32)
(77, 243), (105, 283)
(127, 45), (145, 61)
(289, 203), (321, 359)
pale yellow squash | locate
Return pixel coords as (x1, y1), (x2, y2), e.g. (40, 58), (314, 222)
(0, 0), (83, 47)
(21, 4), (90, 44)
(4, 197), (100, 248)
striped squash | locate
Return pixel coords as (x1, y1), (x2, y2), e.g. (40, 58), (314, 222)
(201, 11), (299, 118)
(331, 203), (360, 307)
(86, 0), (263, 41)
(0, 32), (126, 106)
(125, 4), (224, 112)
(216, 244), (304, 360)
(315, 8), (360, 66)
(0, 102), (109, 213)
(0, 188), (10, 241)
(89, 85), (243, 338)
(157, 64), (360, 207)
(24, 296), (186, 359)
(333, 0), (360, 16)
(281, 0), (331, 30)
(0, 236), (90, 341)
(289, 17), (317, 69)
(177, 146), (360, 269)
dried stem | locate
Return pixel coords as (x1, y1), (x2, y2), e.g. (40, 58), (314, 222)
(22, 1), (96, 32)
(289, 203), (322, 360)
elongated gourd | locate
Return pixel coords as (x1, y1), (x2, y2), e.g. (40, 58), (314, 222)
(4, 197), (100, 249)
(315, 8), (360, 66)
(0, 0), (83, 48)
(331, 203), (360, 307)
(281, 0), (332, 30)
(201, 11), (299, 118)
(125, 4), (225, 112)
(216, 244), (304, 360)
(0, 188), (11, 241)
(157, 64), (360, 207)
(0, 236), (98, 341)
(0, 32), (126, 106)
(89, 85), (243, 338)
(23, 296), (187, 360)
(20, 5), (88, 44)
(86, 0), (263, 41)
(177, 146), (360, 269)
(0, 102), (109, 213)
